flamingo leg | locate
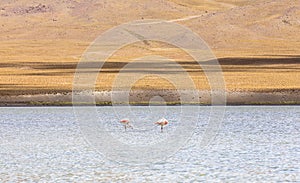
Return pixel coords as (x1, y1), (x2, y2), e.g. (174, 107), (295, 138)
(125, 125), (127, 131)
(161, 125), (163, 133)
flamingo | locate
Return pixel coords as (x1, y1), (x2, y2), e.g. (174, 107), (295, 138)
(155, 118), (168, 132)
(120, 119), (133, 131)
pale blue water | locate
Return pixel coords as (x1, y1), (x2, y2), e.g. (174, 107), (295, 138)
(0, 106), (299, 182)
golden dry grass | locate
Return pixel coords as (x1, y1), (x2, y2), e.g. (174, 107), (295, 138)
(0, 40), (299, 95)
(0, 0), (299, 96)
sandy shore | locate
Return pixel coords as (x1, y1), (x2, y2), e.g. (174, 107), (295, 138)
(0, 90), (299, 106)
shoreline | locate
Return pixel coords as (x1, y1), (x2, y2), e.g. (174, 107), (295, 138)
(0, 90), (299, 106)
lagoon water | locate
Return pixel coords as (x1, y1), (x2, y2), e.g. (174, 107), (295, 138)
(0, 106), (299, 182)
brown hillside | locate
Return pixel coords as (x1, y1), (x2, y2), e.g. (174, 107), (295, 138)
(0, 0), (299, 95)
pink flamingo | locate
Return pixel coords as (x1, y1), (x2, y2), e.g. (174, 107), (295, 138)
(155, 118), (169, 132)
(120, 119), (133, 131)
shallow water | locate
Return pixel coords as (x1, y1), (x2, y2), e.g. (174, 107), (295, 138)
(0, 106), (299, 182)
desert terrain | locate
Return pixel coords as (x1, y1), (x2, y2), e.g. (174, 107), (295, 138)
(0, 0), (299, 105)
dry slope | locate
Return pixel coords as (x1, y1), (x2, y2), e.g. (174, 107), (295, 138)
(0, 0), (299, 96)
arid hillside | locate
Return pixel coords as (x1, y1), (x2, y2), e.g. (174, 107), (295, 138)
(0, 0), (299, 95)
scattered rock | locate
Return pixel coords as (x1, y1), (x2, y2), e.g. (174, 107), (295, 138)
(12, 4), (52, 15)
(282, 19), (291, 25)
